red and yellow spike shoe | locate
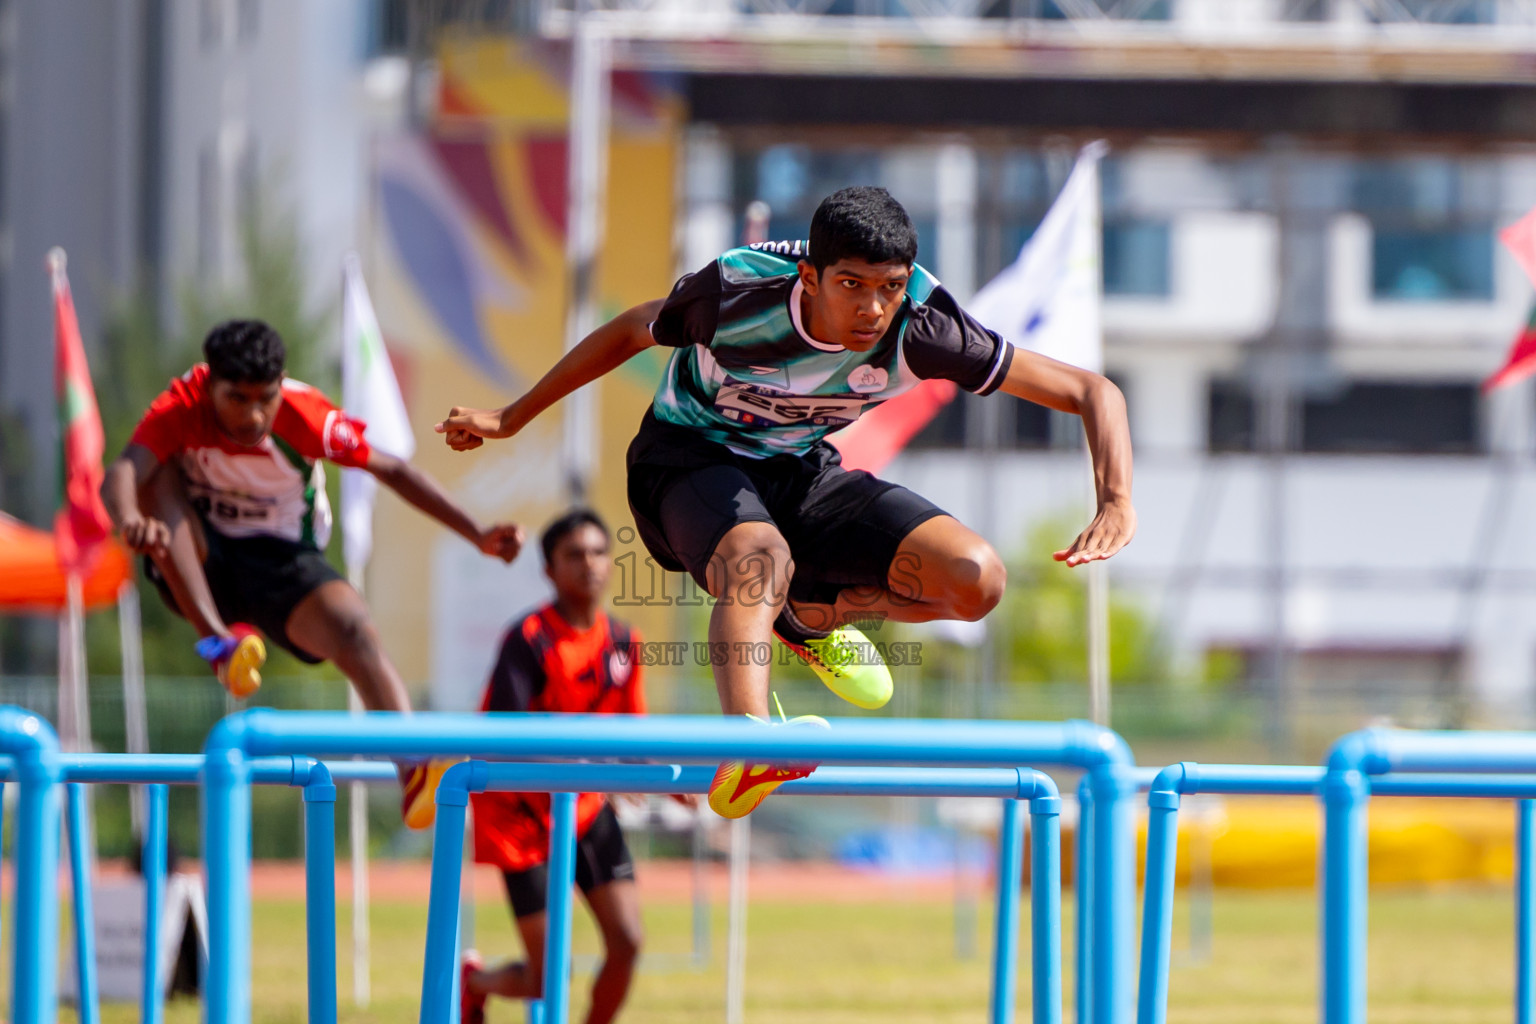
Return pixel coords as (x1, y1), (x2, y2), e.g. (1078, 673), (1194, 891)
(401, 758), (461, 830)
(707, 697), (830, 819)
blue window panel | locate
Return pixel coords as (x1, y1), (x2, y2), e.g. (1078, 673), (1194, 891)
(1371, 227), (1493, 301)
(1103, 219), (1171, 297)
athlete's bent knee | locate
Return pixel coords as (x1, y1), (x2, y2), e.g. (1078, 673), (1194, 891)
(708, 524), (793, 605)
(950, 545), (1006, 621)
(606, 921), (643, 965)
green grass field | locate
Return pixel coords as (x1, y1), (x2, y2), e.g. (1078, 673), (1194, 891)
(62, 882), (1520, 1024)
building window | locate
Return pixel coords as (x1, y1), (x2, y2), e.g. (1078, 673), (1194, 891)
(1103, 219), (1171, 297)
(1373, 0), (1496, 23)
(1371, 227), (1492, 301)
(1301, 382), (1480, 454)
(1208, 378), (1257, 452)
(1027, 0), (1171, 18)
(1354, 158), (1496, 302)
(1207, 377), (1480, 454)
(368, 0), (409, 56)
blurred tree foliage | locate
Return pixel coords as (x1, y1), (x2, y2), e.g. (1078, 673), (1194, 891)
(1000, 518), (1170, 686)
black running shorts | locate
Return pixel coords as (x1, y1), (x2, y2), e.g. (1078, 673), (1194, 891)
(626, 407), (947, 606)
(501, 804), (636, 919)
(144, 523), (343, 664)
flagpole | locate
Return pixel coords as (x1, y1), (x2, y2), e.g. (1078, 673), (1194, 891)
(1086, 448), (1111, 728)
(562, 7), (611, 502)
(119, 581), (150, 832)
(341, 255), (373, 1010)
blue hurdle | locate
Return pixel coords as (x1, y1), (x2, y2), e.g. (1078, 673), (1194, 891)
(198, 710), (1137, 1024)
(1134, 759), (1536, 1024)
(0, 750), (397, 1024)
(1323, 730), (1536, 1024)
(422, 762), (1063, 1024)
(0, 708), (64, 1024)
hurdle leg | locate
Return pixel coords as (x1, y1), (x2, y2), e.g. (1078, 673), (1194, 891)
(1518, 799), (1534, 1024)
(203, 733), (253, 1024)
(1075, 779), (1093, 1024)
(142, 784), (169, 1024)
(1031, 787), (1063, 1024)
(990, 798), (1026, 1024)
(1136, 783), (1183, 1024)
(303, 766), (339, 1024)
(543, 792), (579, 1024)
(1321, 768), (1369, 1024)
(13, 753), (61, 1024)
(66, 782), (101, 1024)
(419, 783), (471, 1024)
(1088, 766), (1135, 1024)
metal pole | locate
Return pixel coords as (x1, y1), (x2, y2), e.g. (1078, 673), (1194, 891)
(203, 734), (252, 1024)
(989, 799), (1025, 1024)
(1031, 789), (1063, 1024)
(142, 784), (168, 1024)
(304, 765), (339, 1024)
(1321, 768), (1369, 1024)
(1074, 779), (1093, 1024)
(543, 792), (579, 1024)
(1088, 766), (1133, 1024)
(13, 745), (62, 1024)
(1137, 779), (1182, 1024)
(66, 783), (101, 1024)
(1086, 555), (1110, 728)
(347, 690), (371, 1010)
(561, 9), (611, 501)
(691, 804), (711, 966)
(1519, 799), (1534, 1024)
(418, 779), (470, 1024)
(725, 815), (751, 1024)
(118, 583), (150, 833)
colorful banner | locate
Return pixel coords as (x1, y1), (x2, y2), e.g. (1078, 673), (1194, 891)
(362, 38), (682, 710)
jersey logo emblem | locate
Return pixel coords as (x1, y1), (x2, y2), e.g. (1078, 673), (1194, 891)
(847, 366), (888, 393)
(714, 382), (866, 428)
(325, 413), (364, 456)
(748, 366), (779, 376)
(608, 649), (633, 688)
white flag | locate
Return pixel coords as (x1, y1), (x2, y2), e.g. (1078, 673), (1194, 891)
(341, 252), (415, 579)
(967, 141), (1106, 374)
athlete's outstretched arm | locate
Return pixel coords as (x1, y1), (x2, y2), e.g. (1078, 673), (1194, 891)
(365, 451), (525, 562)
(102, 444), (171, 554)
(434, 299), (664, 452)
(998, 348), (1135, 566)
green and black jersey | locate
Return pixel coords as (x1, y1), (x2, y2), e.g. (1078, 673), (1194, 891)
(642, 241), (1014, 461)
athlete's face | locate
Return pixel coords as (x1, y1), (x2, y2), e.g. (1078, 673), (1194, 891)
(546, 523), (611, 609)
(209, 376), (283, 447)
(798, 257), (911, 353)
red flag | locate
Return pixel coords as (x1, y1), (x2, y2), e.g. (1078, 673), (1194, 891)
(50, 248), (112, 572)
(1502, 207), (1536, 292)
(830, 378), (958, 474)
(1485, 305), (1536, 393)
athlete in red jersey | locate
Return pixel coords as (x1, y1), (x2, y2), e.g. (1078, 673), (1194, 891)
(101, 320), (525, 828)
(462, 509), (680, 1024)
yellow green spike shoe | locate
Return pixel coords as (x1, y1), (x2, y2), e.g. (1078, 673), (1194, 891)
(777, 625), (893, 710)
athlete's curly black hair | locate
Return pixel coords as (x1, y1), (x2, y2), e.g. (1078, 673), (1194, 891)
(541, 508), (609, 565)
(808, 186), (918, 273)
(203, 319), (286, 384)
